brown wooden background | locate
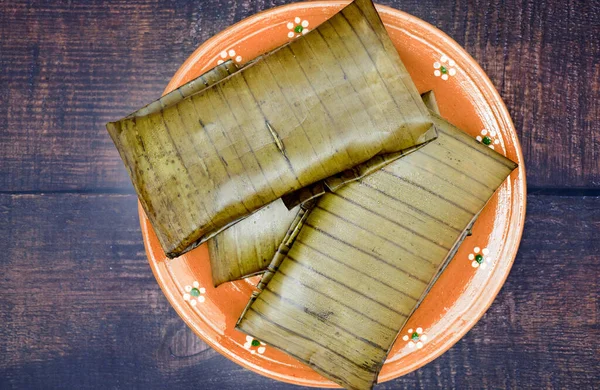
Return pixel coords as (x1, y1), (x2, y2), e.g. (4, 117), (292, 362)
(1, 0), (599, 388)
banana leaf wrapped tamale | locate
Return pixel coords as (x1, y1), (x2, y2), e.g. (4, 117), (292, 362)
(208, 200), (301, 286)
(281, 91), (443, 208)
(208, 92), (442, 286)
(236, 112), (517, 390)
(106, 0), (437, 258)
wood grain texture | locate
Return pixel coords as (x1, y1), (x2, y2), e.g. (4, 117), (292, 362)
(1, 193), (598, 389)
(0, 0), (598, 192)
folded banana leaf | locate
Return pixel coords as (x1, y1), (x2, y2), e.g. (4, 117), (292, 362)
(106, 0), (437, 258)
(208, 200), (301, 286)
(280, 144), (425, 209)
(237, 112), (517, 390)
(209, 91), (443, 286)
(280, 93), (443, 208)
(420, 90), (440, 115)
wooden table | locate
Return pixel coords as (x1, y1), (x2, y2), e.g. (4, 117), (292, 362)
(1, 0), (598, 388)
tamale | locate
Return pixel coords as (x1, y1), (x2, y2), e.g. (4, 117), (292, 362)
(281, 93), (444, 208)
(281, 145), (423, 209)
(237, 114), (517, 390)
(106, 0), (437, 258)
(209, 91), (442, 286)
(208, 200), (301, 286)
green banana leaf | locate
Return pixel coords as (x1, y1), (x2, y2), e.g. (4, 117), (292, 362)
(106, 0), (437, 258)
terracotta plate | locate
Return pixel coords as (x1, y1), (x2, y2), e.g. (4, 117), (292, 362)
(140, 1), (526, 386)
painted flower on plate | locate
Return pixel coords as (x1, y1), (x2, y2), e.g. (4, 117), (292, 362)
(182, 281), (206, 306)
(476, 129), (501, 150)
(243, 335), (266, 354)
(217, 49), (242, 65)
(469, 247), (491, 269)
(287, 17), (310, 38)
(402, 327), (428, 349)
(434, 55), (456, 80)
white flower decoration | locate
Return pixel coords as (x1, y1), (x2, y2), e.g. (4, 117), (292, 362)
(476, 129), (501, 150)
(402, 327), (428, 349)
(433, 55), (457, 80)
(468, 247), (491, 269)
(243, 335), (266, 354)
(182, 281), (206, 306)
(217, 49), (242, 65)
(287, 17), (310, 38)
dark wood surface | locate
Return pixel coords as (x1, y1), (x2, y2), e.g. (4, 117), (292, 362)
(1, 0), (598, 389)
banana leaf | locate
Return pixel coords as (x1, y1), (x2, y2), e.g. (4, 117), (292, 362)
(236, 112), (517, 390)
(280, 143), (426, 209)
(281, 93), (443, 208)
(209, 91), (442, 286)
(106, 0), (437, 258)
(208, 200), (301, 286)
(420, 90), (440, 115)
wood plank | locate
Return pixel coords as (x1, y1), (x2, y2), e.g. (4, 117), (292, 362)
(1, 0), (598, 192)
(0, 0), (279, 192)
(0, 193), (597, 388)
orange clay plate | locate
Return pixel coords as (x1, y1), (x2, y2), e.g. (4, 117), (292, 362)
(140, 1), (526, 387)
